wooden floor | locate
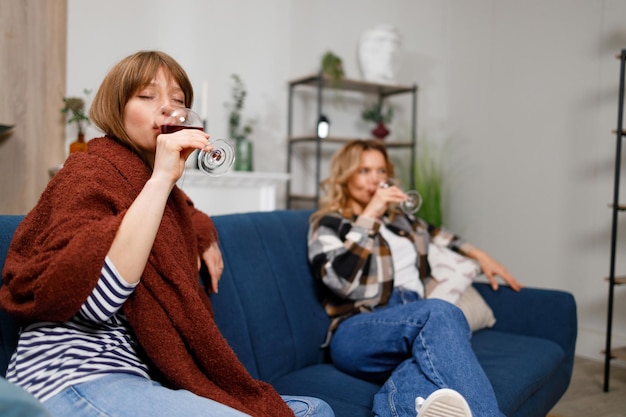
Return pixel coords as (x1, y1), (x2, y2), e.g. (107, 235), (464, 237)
(548, 356), (626, 417)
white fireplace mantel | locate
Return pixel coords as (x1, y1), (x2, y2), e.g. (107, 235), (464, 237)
(177, 170), (290, 216)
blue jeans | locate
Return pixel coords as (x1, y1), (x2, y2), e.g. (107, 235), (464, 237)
(330, 289), (504, 417)
(43, 373), (334, 417)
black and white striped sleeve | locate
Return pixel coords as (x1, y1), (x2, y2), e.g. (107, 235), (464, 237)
(79, 257), (138, 322)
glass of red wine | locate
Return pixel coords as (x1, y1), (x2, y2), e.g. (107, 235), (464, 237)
(157, 106), (235, 176)
(380, 178), (423, 215)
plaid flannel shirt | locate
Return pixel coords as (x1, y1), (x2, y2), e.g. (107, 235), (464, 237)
(307, 211), (474, 345)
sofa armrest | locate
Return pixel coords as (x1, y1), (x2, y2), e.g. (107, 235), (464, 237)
(473, 283), (577, 358)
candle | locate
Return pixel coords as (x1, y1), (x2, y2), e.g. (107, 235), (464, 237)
(200, 80), (209, 122)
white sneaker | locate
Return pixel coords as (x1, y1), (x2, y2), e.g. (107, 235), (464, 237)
(415, 388), (472, 417)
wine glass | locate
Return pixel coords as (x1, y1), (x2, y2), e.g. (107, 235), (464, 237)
(380, 178), (423, 215)
(157, 106), (235, 176)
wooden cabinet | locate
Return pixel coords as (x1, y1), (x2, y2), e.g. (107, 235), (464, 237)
(0, 0), (67, 214)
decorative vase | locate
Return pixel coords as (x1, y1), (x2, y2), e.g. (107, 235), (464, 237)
(69, 132), (88, 154)
(358, 25), (402, 84)
(234, 138), (253, 171)
(372, 122), (390, 140)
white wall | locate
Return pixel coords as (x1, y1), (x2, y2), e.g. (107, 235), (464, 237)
(67, 0), (626, 364)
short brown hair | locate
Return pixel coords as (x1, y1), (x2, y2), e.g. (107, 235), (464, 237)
(89, 50), (193, 154)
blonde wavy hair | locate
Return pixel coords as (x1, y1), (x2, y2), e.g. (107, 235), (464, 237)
(311, 139), (396, 221)
(89, 50), (194, 162)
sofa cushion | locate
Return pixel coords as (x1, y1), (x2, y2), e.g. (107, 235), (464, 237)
(271, 364), (378, 417)
(472, 330), (564, 416)
(456, 285), (496, 331)
(473, 284), (577, 365)
(426, 280), (496, 332)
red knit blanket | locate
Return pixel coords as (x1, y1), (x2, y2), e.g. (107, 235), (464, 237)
(0, 137), (294, 417)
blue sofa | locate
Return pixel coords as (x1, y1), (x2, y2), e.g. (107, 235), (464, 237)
(0, 210), (577, 417)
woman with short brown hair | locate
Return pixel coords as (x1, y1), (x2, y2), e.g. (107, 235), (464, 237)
(1, 50), (332, 417)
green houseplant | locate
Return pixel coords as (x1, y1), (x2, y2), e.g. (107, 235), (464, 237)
(320, 51), (345, 108)
(361, 101), (394, 124)
(414, 138), (444, 227)
(225, 74), (254, 171)
(62, 89), (91, 153)
(320, 51), (344, 88)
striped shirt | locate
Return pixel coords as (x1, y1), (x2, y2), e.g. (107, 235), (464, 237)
(5, 257), (151, 402)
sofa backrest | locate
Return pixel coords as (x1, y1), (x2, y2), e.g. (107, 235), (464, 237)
(0, 215), (24, 375)
(209, 210), (330, 383)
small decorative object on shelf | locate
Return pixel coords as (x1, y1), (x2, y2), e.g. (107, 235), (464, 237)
(371, 122), (390, 140)
(225, 74), (254, 171)
(320, 51), (344, 88)
(361, 100), (394, 139)
(62, 89), (91, 154)
(358, 25), (402, 84)
(234, 139), (253, 172)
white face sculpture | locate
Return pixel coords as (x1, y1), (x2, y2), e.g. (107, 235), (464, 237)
(358, 25), (401, 84)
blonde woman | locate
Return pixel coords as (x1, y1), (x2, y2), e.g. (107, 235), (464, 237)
(308, 139), (521, 417)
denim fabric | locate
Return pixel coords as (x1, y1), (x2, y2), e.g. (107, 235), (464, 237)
(43, 374), (334, 417)
(330, 289), (504, 417)
(281, 395), (335, 417)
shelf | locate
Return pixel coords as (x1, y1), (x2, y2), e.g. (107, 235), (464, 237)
(288, 135), (414, 148)
(288, 194), (317, 203)
(289, 73), (417, 97)
(603, 346), (626, 360)
(607, 203), (626, 211)
(604, 276), (626, 285)
(612, 347), (626, 360)
(604, 49), (626, 392)
(286, 73), (417, 209)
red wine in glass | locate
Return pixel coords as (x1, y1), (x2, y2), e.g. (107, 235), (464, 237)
(160, 125), (203, 134)
(157, 106), (235, 176)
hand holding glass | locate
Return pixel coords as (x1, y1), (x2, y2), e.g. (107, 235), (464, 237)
(380, 179), (422, 215)
(157, 107), (235, 176)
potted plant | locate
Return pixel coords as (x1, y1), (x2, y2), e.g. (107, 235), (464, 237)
(361, 100), (394, 139)
(414, 138), (444, 227)
(225, 74), (255, 171)
(320, 51), (344, 88)
(61, 89), (91, 153)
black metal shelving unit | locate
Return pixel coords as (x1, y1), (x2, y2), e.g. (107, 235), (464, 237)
(286, 73), (418, 209)
(604, 49), (626, 392)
